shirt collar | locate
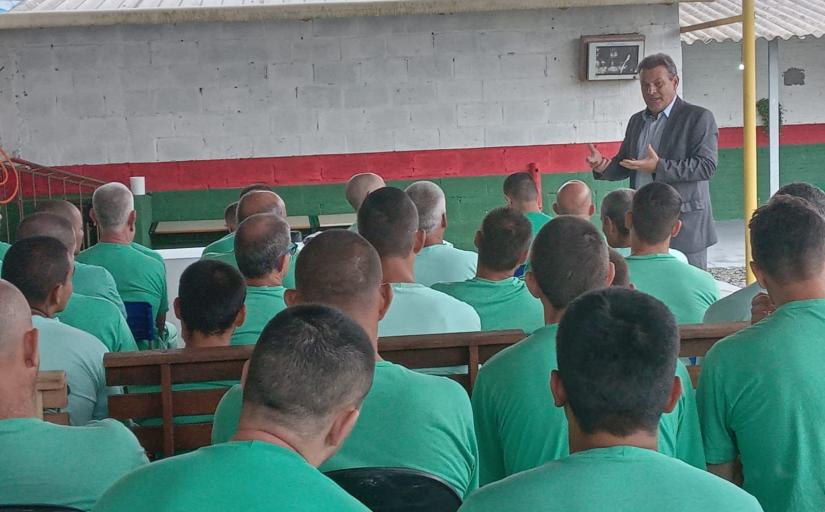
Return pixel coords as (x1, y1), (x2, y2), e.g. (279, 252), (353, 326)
(645, 95), (678, 121)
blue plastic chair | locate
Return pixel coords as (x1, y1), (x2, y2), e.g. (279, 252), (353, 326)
(124, 301), (156, 347)
(325, 467), (461, 512)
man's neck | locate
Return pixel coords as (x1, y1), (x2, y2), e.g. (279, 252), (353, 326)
(246, 274), (284, 288)
(183, 331), (232, 349)
(0, 388), (38, 420)
(423, 230), (444, 248)
(765, 279), (825, 308)
(569, 428), (659, 455)
(99, 228), (133, 245)
(476, 264), (515, 282)
(381, 255), (416, 284)
(233, 418), (326, 467)
(30, 304), (56, 319)
(543, 301), (565, 325)
(629, 234), (670, 256)
(515, 201), (541, 214)
(610, 236), (631, 250)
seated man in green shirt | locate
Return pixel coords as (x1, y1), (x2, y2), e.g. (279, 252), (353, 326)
(345, 172), (385, 232)
(406, 181), (477, 286)
(704, 182), (825, 324)
(609, 248), (632, 288)
(78, 182), (169, 347)
(95, 305), (374, 512)
(503, 171), (551, 242)
(212, 229), (479, 498)
(433, 207), (543, 333)
(472, 216), (705, 486)
(461, 288), (761, 512)
(551, 180), (595, 220)
(35, 200), (127, 317)
(2, 237), (115, 426)
(224, 201), (239, 233)
(201, 184), (272, 257)
(15, 212), (138, 353)
(358, 187), (481, 336)
(229, 213), (292, 345)
(600, 188), (688, 263)
(698, 196), (825, 512)
(624, 183), (719, 324)
(0, 280), (148, 510)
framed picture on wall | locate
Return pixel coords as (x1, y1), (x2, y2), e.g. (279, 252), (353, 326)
(580, 34), (646, 81)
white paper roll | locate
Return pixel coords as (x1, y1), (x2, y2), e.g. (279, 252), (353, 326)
(130, 176), (146, 196)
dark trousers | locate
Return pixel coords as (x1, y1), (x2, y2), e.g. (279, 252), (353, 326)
(684, 249), (708, 270)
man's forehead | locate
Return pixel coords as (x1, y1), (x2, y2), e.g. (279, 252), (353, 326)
(640, 66), (675, 82)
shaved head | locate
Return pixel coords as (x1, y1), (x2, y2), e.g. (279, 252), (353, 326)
(235, 213), (292, 279)
(237, 191), (287, 224)
(17, 213), (77, 255)
(405, 181), (447, 234)
(295, 230), (383, 313)
(554, 180), (594, 219)
(0, 280), (33, 356)
(358, 187), (419, 259)
(36, 200), (84, 253)
(346, 173), (385, 211)
(92, 182), (134, 230)
(503, 172), (539, 204)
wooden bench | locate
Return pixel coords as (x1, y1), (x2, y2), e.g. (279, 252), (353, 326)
(317, 213), (357, 229)
(153, 216), (313, 236)
(680, 322), (749, 387)
(104, 323), (747, 457)
(36, 370), (69, 425)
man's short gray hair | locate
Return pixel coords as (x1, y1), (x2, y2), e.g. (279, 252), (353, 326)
(405, 181), (447, 234)
(92, 182), (134, 230)
(638, 53), (678, 78)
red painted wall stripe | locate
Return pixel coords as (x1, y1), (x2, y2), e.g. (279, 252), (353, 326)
(52, 123), (825, 193)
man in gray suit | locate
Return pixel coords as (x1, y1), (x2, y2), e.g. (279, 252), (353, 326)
(587, 53), (718, 269)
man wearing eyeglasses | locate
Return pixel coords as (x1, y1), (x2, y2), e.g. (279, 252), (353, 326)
(229, 213), (296, 345)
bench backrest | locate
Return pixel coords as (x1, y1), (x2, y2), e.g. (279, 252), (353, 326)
(679, 322), (748, 387)
(104, 322), (747, 457)
(36, 371), (69, 425)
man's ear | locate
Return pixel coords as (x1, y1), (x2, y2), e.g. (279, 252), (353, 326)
(377, 283), (393, 321)
(48, 284), (65, 314)
(234, 304), (247, 328)
(588, 204), (596, 217)
(412, 229), (426, 254)
(625, 211), (634, 230)
(173, 297), (182, 321)
(441, 212), (448, 229)
(525, 270), (541, 299)
(127, 210), (137, 230)
(552, 202), (560, 215)
(284, 289), (300, 307)
(504, 194), (513, 207)
(663, 376), (683, 414)
(277, 254), (291, 280)
(671, 219), (683, 238)
(516, 248), (530, 267)
(672, 74), (681, 91)
(473, 230), (482, 250)
(22, 327), (39, 372)
(550, 370), (566, 408)
(325, 406), (360, 454)
(89, 209), (98, 225)
(751, 261), (769, 290)
(605, 261), (616, 287)
(240, 359), (250, 386)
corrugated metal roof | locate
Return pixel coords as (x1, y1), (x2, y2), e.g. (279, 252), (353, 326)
(680, 0), (825, 44)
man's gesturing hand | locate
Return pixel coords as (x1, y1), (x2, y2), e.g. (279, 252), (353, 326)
(586, 143), (610, 173)
(619, 144), (660, 173)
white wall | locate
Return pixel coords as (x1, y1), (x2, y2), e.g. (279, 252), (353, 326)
(0, 4), (681, 166)
(682, 37), (825, 128)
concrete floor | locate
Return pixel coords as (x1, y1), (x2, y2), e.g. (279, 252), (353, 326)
(708, 220), (746, 269)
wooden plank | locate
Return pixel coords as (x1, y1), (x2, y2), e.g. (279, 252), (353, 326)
(317, 213), (357, 228)
(160, 365), (174, 458)
(286, 215), (312, 230)
(679, 322), (747, 358)
(44, 412), (70, 425)
(680, 14), (743, 34)
(36, 370), (67, 390)
(154, 219), (227, 235)
(110, 389), (230, 419)
(133, 423), (214, 456)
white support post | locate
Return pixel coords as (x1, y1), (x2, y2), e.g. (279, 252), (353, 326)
(768, 38), (780, 196)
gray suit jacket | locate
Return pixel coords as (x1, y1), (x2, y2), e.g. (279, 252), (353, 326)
(594, 96), (719, 254)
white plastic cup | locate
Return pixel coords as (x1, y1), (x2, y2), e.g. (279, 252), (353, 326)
(130, 176), (146, 196)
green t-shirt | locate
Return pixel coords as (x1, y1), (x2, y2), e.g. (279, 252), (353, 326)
(230, 285), (287, 345)
(433, 277), (544, 334)
(378, 283), (481, 337)
(615, 246), (689, 264)
(93, 441), (370, 512)
(414, 241), (477, 287)
(73, 261), (127, 318)
(58, 293), (138, 353)
(703, 282), (764, 324)
(202, 247), (298, 290)
(201, 232), (235, 256)
(77, 242), (169, 323)
(472, 324), (704, 485)
(212, 361), (479, 497)
(0, 417), (148, 511)
(32, 315), (114, 426)
(525, 211), (552, 241)
(131, 241), (165, 264)
(625, 254), (719, 324)
(698, 298), (825, 512)
(459, 446), (761, 512)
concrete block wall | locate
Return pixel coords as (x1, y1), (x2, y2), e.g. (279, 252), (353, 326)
(0, 4), (681, 168)
(682, 37), (825, 128)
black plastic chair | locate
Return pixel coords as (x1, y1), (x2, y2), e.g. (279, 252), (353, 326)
(125, 301), (156, 346)
(0, 506), (84, 511)
(325, 467), (462, 512)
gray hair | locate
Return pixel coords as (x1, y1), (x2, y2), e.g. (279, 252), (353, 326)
(638, 53), (678, 78)
(601, 188), (635, 236)
(92, 182), (134, 230)
(405, 181), (446, 234)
